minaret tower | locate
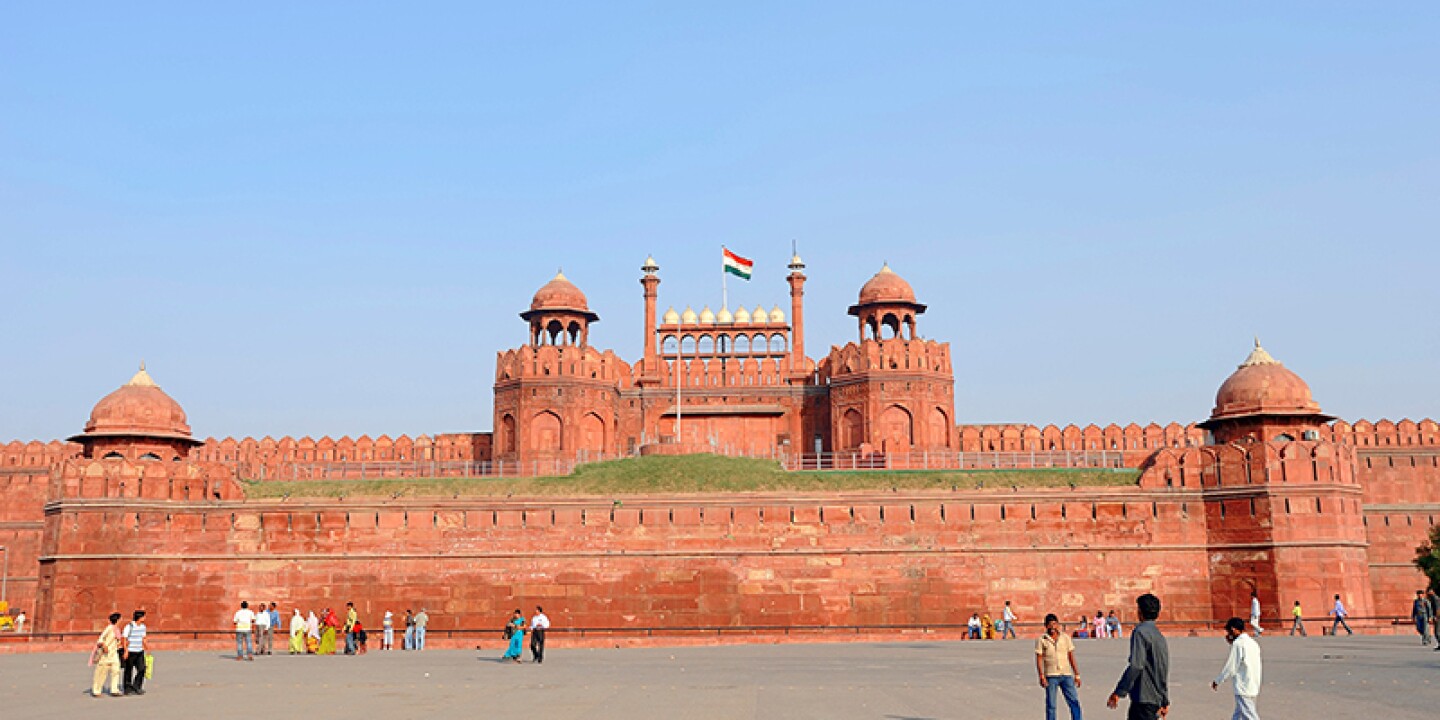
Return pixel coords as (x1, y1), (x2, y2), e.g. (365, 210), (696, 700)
(640, 256), (661, 381)
(786, 252), (806, 374)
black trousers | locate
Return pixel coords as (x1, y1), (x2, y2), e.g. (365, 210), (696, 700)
(530, 628), (546, 663)
(122, 651), (146, 692)
(1126, 702), (1161, 720)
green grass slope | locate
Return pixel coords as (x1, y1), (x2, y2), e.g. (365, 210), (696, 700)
(240, 454), (1139, 499)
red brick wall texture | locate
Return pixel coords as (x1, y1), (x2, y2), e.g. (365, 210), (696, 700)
(12, 436), (1436, 637)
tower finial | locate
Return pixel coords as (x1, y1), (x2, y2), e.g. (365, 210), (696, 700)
(1240, 337), (1278, 368)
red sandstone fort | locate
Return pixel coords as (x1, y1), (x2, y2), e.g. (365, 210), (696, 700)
(1, 256), (1436, 640)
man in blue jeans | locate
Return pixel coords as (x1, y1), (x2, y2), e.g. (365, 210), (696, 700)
(413, 608), (429, 650)
(1036, 613), (1083, 720)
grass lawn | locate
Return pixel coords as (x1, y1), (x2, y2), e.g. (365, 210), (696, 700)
(240, 454), (1139, 498)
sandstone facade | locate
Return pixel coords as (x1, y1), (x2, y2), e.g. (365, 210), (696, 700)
(1, 258), (1436, 641)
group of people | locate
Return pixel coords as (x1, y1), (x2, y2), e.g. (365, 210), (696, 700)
(497, 606), (550, 663)
(1074, 610), (1123, 640)
(1259, 591), (1355, 637)
(1035, 593), (1264, 720)
(232, 601), (431, 660)
(964, 601), (1022, 639)
(89, 610), (148, 698)
(1410, 588), (1439, 648)
(965, 602), (1124, 641)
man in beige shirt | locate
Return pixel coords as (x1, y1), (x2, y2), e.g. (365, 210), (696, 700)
(1036, 612), (1083, 720)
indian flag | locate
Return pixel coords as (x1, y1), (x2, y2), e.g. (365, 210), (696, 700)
(722, 247), (753, 280)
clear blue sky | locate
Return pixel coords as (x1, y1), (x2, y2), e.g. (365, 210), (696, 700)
(3, 2), (1437, 440)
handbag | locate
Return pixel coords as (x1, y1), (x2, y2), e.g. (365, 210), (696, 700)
(145, 654), (154, 679)
(503, 624), (514, 640)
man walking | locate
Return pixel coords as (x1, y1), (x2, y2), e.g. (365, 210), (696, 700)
(121, 610), (149, 695)
(530, 605), (550, 663)
(403, 609), (415, 650)
(414, 608), (429, 650)
(344, 602), (358, 655)
(1288, 601), (1306, 636)
(1328, 594), (1353, 635)
(1248, 591), (1263, 637)
(1107, 593), (1169, 720)
(1412, 590), (1432, 646)
(233, 601), (255, 661)
(1428, 590), (1440, 652)
(254, 601), (272, 656)
(1212, 617), (1262, 720)
(1036, 613), (1083, 720)
(1002, 601), (1018, 640)
(268, 603), (281, 654)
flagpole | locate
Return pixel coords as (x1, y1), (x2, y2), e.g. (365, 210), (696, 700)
(721, 245), (728, 312)
(675, 314), (682, 445)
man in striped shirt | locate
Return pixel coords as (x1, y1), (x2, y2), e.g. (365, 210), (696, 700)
(122, 610), (149, 695)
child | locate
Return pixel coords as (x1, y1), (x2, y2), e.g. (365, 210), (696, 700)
(354, 621), (368, 655)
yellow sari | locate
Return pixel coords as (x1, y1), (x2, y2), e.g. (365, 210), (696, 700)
(289, 613), (306, 654)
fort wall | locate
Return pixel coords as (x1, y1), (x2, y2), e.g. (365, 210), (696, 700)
(35, 488), (1218, 636)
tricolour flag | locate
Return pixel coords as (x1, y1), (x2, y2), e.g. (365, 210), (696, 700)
(722, 247), (753, 280)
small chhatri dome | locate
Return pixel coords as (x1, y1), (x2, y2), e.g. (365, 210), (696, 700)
(681, 306), (698, 324)
(752, 305), (769, 324)
(662, 307), (680, 325)
(699, 306), (716, 324)
(70, 363), (199, 444)
(716, 306), (734, 324)
(529, 270), (590, 312)
(734, 306), (751, 324)
(769, 305), (785, 324)
(857, 263), (917, 306)
(1206, 338), (1328, 422)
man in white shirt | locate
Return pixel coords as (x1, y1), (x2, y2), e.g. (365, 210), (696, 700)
(13, 611), (24, 633)
(233, 601), (256, 661)
(967, 614), (982, 639)
(1002, 601), (1018, 640)
(530, 606), (551, 663)
(1212, 617), (1262, 720)
(1328, 594), (1353, 635)
(1249, 591), (1263, 636)
(254, 601), (273, 655)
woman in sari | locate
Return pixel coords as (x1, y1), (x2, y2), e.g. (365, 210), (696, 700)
(319, 607), (339, 655)
(289, 609), (306, 654)
(501, 609), (526, 663)
(306, 611), (320, 654)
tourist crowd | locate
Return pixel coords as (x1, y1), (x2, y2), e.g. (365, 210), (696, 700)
(229, 601), (431, 660)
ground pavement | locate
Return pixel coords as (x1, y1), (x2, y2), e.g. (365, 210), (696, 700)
(2, 634), (1435, 719)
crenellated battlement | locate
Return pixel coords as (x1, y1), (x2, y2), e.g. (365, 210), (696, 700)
(957, 422), (1204, 456)
(50, 457), (244, 502)
(1137, 439), (1359, 489)
(495, 344), (635, 385)
(819, 338), (952, 379)
(0, 440), (81, 468)
(1326, 418), (1440, 448)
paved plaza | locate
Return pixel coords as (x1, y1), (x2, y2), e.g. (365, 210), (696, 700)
(3, 634), (1436, 719)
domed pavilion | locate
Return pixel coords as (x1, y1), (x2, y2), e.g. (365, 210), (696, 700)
(1198, 339), (1334, 444)
(522, 271), (600, 347)
(69, 364), (204, 461)
(847, 264), (927, 341)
